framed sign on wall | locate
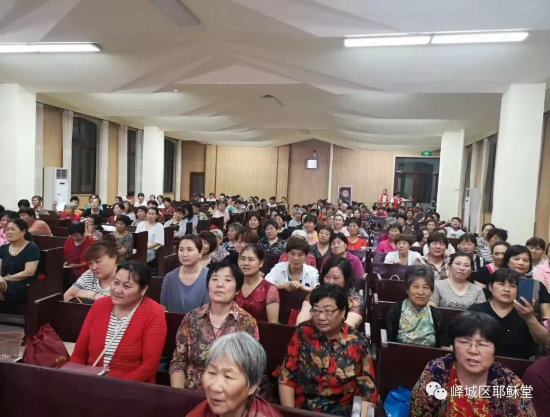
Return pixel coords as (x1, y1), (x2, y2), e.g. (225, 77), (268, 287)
(338, 186), (352, 205)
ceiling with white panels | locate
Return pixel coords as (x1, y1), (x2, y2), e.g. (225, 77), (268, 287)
(1, 0), (550, 149)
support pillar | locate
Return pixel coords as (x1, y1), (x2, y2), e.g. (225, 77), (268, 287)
(142, 126), (164, 196)
(436, 130), (465, 221)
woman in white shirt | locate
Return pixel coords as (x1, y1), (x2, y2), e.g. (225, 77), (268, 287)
(385, 235), (422, 266)
(136, 207), (165, 263)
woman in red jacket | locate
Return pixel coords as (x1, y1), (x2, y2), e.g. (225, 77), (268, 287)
(63, 222), (94, 282)
(70, 261), (167, 383)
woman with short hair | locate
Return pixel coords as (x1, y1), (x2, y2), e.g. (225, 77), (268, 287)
(169, 263), (259, 390)
(84, 215), (104, 241)
(376, 223), (402, 253)
(308, 225), (332, 260)
(526, 237), (548, 268)
(346, 218), (367, 251)
(0, 211), (19, 247)
(70, 261), (167, 382)
(458, 233), (485, 271)
(476, 222), (495, 263)
(63, 221), (94, 282)
(474, 241), (510, 297)
(386, 266), (449, 347)
(60, 203), (80, 222)
(82, 197), (106, 219)
(136, 207), (164, 263)
(410, 311), (536, 416)
(415, 233), (450, 280)
(258, 219), (286, 255)
(188, 332), (282, 417)
(122, 200), (136, 221)
(302, 214), (319, 245)
(221, 223), (242, 252)
(112, 215), (133, 262)
(210, 229), (230, 263)
(384, 234), (422, 266)
(198, 231), (218, 269)
(322, 232), (365, 279)
(107, 203), (125, 225)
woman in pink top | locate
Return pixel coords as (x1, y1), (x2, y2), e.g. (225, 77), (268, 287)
(533, 243), (550, 291)
(321, 232), (364, 279)
(376, 224), (401, 253)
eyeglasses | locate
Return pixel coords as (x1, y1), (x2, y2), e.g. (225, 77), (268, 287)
(455, 338), (494, 350)
(311, 307), (339, 317)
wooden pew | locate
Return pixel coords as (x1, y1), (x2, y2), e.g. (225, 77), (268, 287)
(278, 290), (308, 325)
(129, 232), (148, 264)
(50, 226), (69, 237)
(210, 216), (224, 231)
(375, 278), (407, 302)
(262, 253), (280, 275)
(372, 263), (408, 280)
(33, 235), (67, 250)
(42, 218), (72, 229)
(376, 329), (534, 400)
(0, 361), (323, 417)
(196, 219), (211, 233)
(158, 253), (180, 279)
(153, 226), (175, 268)
(148, 277), (163, 304)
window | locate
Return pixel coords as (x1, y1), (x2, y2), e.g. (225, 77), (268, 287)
(164, 138), (175, 193)
(483, 135), (498, 213)
(127, 130), (137, 195)
(71, 117), (98, 194)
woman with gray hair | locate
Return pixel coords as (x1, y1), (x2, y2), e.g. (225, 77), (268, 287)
(210, 229), (230, 263)
(385, 266), (450, 347)
(188, 332), (282, 417)
(60, 203), (81, 222)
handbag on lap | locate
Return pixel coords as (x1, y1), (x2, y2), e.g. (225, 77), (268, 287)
(24, 324), (70, 369)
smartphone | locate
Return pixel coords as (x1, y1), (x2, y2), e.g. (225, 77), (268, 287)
(517, 278), (535, 306)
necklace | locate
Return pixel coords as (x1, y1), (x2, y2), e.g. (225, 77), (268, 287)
(209, 312), (222, 330)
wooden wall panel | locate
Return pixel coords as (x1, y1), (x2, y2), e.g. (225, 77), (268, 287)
(181, 141), (206, 200)
(215, 147), (279, 198)
(330, 147), (417, 205)
(276, 146), (290, 200)
(204, 145), (217, 198)
(535, 116), (550, 241)
(107, 123), (119, 204)
(42, 105), (63, 168)
(288, 140), (331, 206)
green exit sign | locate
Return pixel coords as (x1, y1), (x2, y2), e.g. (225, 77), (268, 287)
(422, 151), (432, 156)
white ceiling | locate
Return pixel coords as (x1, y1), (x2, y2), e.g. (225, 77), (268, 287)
(1, 0), (550, 150)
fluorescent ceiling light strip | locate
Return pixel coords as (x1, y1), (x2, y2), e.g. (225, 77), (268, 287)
(431, 31), (529, 44)
(0, 43), (100, 53)
(344, 36), (431, 47)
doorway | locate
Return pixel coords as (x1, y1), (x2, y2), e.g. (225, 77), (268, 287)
(394, 157), (440, 208)
(189, 172), (205, 199)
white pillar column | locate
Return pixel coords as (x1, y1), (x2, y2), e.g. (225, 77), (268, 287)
(478, 138), (490, 229)
(135, 130), (144, 195)
(436, 130), (465, 221)
(492, 84), (546, 243)
(35, 103), (44, 196)
(142, 126), (165, 196)
(175, 140), (182, 201)
(117, 125), (128, 197)
(62, 110), (74, 194)
(0, 85), (36, 209)
(98, 120), (109, 203)
(328, 143), (334, 201)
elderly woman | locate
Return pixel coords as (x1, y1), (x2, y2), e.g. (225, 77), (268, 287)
(112, 215), (134, 262)
(415, 233), (450, 280)
(63, 240), (119, 303)
(321, 232), (364, 279)
(384, 234), (422, 266)
(308, 225), (332, 260)
(236, 245), (280, 323)
(70, 261), (167, 382)
(526, 237), (548, 268)
(469, 268), (550, 359)
(63, 222), (94, 282)
(278, 230), (316, 267)
(258, 219), (286, 255)
(169, 263), (259, 390)
(410, 311), (536, 416)
(106, 203), (125, 225)
(60, 203), (80, 222)
(221, 223), (242, 252)
(0, 219), (41, 302)
(210, 229), (230, 263)
(430, 252), (486, 310)
(296, 257), (364, 329)
(136, 207), (164, 263)
(474, 241), (510, 297)
(188, 332), (282, 417)
(161, 235), (210, 314)
(386, 266), (449, 347)
(277, 284), (378, 415)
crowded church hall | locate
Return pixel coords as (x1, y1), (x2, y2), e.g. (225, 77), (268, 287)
(2, 0), (550, 416)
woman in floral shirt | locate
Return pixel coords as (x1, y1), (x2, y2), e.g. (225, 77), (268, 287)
(169, 262), (259, 390)
(410, 311), (536, 416)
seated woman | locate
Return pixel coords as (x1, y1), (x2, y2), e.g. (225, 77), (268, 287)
(227, 227), (260, 265)
(410, 311), (536, 416)
(275, 214), (290, 240)
(526, 237), (548, 268)
(210, 229), (230, 263)
(221, 222), (242, 252)
(111, 215), (133, 262)
(84, 215), (103, 241)
(70, 261), (167, 383)
(302, 215), (319, 245)
(412, 229), (429, 248)
(277, 284), (378, 415)
(322, 232), (365, 279)
(236, 245), (280, 323)
(332, 213), (349, 237)
(164, 206), (183, 237)
(533, 242), (550, 291)
(60, 203), (80, 222)
(308, 225), (332, 260)
(247, 214), (263, 238)
(131, 206), (147, 226)
(278, 230), (316, 268)
(430, 252), (486, 310)
(376, 223), (401, 253)
(0, 219), (41, 303)
(169, 262), (259, 390)
(476, 222), (495, 263)
(386, 266), (449, 347)
(211, 201), (230, 228)
(296, 257), (364, 329)
(469, 268), (549, 359)
(0, 211), (19, 247)
(63, 222), (94, 283)
(415, 233), (450, 280)
(63, 240), (118, 303)
(422, 227), (456, 256)
(198, 231), (218, 269)
(106, 203), (125, 225)
(524, 350), (550, 416)
(346, 218), (367, 251)
(474, 241), (510, 298)
(384, 234), (422, 266)
(188, 332), (282, 417)
(122, 200), (136, 221)
(136, 207), (164, 263)
(258, 219), (286, 255)
(82, 197), (106, 219)
(266, 237), (319, 292)
(161, 235), (210, 314)
(458, 233), (485, 271)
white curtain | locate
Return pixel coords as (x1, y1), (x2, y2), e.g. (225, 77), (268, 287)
(62, 110), (74, 194)
(175, 140), (182, 200)
(35, 103), (44, 195)
(98, 121), (109, 203)
(118, 125), (128, 198)
(135, 130), (144, 196)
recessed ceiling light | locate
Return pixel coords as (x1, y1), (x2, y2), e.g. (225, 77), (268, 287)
(344, 36), (431, 47)
(173, 89), (178, 92)
(431, 31), (529, 44)
(0, 43), (100, 53)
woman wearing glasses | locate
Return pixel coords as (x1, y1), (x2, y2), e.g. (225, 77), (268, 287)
(277, 284), (378, 416)
(410, 311), (535, 416)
